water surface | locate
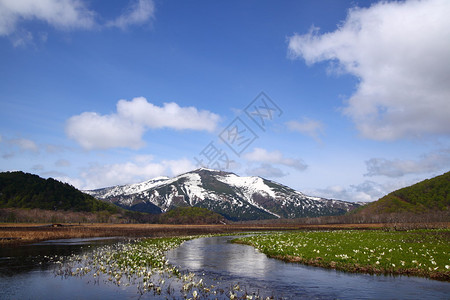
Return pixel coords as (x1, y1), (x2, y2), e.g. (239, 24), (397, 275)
(1, 235), (449, 299)
(0, 237), (141, 299)
(166, 236), (450, 299)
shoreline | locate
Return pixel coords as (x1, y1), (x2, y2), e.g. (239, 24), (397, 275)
(232, 229), (450, 282)
(1, 222), (449, 246)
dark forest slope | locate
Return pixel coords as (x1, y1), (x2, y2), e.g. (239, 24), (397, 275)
(0, 171), (120, 213)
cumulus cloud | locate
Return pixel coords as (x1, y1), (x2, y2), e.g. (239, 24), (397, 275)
(288, 0), (450, 140)
(117, 97), (220, 131)
(0, 0), (155, 45)
(286, 118), (324, 142)
(365, 149), (450, 177)
(107, 0), (154, 30)
(66, 112), (145, 150)
(243, 147), (307, 171)
(0, 0), (96, 36)
(66, 97), (220, 150)
(80, 158), (194, 189)
(65, 114), (142, 150)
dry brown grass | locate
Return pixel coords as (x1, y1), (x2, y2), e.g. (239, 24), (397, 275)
(2, 222), (448, 246)
(0, 223), (266, 245)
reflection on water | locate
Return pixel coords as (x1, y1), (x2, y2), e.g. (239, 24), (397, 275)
(1, 235), (449, 299)
(0, 237), (140, 299)
(0, 237), (122, 276)
(169, 234), (269, 277)
(166, 236), (450, 299)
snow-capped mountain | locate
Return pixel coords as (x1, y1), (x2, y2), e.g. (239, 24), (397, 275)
(85, 168), (360, 221)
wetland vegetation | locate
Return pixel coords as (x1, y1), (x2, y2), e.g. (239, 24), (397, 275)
(52, 235), (271, 299)
(233, 229), (450, 281)
(2, 230), (450, 299)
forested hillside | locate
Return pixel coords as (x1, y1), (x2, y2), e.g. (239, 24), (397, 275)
(357, 171), (449, 215)
(0, 171), (119, 213)
(158, 207), (226, 224)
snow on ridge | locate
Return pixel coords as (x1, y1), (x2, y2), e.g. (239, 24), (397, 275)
(217, 174), (276, 198)
(88, 176), (172, 198)
(216, 173), (280, 218)
(177, 172), (207, 204)
(196, 167), (218, 172)
(151, 176), (170, 181)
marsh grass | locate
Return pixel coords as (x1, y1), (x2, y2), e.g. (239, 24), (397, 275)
(53, 235), (273, 299)
(233, 229), (450, 281)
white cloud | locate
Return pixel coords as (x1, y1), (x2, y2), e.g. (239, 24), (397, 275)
(9, 138), (39, 152)
(313, 183), (378, 203)
(66, 97), (220, 150)
(365, 149), (450, 177)
(0, 0), (155, 45)
(286, 118), (324, 141)
(0, 0), (96, 36)
(243, 147), (307, 171)
(107, 0), (155, 30)
(117, 97), (220, 131)
(288, 0), (450, 140)
(65, 112), (145, 150)
(246, 163), (287, 178)
(312, 181), (390, 202)
(80, 158), (194, 189)
(311, 175), (429, 202)
(54, 175), (84, 189)
(133, 154), (154, 164)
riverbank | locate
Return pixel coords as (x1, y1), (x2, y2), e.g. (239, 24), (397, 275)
(232, 229), (450, 281)
(0, 223), (245, 246)
(1, 222), (449, 246)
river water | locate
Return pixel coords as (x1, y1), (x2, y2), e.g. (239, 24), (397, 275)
(166, 236), (450, 299)
(0, 236), (449, 299)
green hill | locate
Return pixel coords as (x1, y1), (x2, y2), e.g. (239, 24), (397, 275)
(158, 207), (226, 224)
(357, 171), (450, 215)
(0, 171), (120, 213)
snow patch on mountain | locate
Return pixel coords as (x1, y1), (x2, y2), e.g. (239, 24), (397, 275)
(218, 174), (276, 198)
(85, 168), (360, 220)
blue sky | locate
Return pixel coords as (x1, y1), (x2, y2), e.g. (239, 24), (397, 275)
(1, 0), (449, 202)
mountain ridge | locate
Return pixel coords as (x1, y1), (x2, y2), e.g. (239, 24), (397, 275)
(86, 168), (360, 221)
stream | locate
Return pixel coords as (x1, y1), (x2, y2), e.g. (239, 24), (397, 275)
(166, 236), (450, 299)
(0, 235), (449, 299)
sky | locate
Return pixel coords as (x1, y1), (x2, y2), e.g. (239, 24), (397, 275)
(1, 0), (449, 202)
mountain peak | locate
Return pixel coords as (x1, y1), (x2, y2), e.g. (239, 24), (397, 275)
(87, 169), (360, 221)
(191, 168), (234, 176)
